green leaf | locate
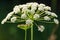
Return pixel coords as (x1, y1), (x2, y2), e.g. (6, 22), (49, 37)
(17, 24), (31, 30)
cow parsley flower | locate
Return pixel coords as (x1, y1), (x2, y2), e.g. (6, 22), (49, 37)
(21, 13), (27, 19)
(38, 25), (45, 32)
(51, 12), (58, 17)
(26, 19), (33, 25)
(13, 5), (20, 14)
(1, 2), (59, 40)
(33, 14), (40, 20)
(44, 6), (51, 11)
(54, 19), (59, 24)
(44, 16), (51, 21)
(11, 17), (17, 23)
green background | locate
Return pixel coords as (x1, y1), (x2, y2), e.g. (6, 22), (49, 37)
(0, 0), (60, 40)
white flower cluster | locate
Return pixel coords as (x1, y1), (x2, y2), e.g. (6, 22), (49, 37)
(1, 2), (59, 32)
(44, 16), (51, 21)
(38, 25), (45, 32)
(21, 13), (27, 19)
(13, 5), (20, 14)
(1, 11), (14, 24)
(33, 14), (40, 20)
(26, 19), (33, 25)
(54, 19), (59, 24)
(11, 17), (17, 23)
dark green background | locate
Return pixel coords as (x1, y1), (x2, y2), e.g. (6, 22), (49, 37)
(0, 0), (60, 40)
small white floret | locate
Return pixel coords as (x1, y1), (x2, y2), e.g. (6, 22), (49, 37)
(38, 6), (44, 11)
(45, 11), (51, 15)
(21, 13), (27, 19)
(1, 18), (7, 24)
(26, 19), (33, 25)
(13, 5), (20, 14)
(30, 9), (35, 14)
(22, 6), (28, 13)
(38, 25), (45, 32)
(44, 16), (51, 21)
(31, 2), (38, 10)
(51, 12), (58, 17)
(54, 19), (59, 24)
(44, 6), (51, 11)
(39, 3), (45, 7)
(6, 11), (14, 20)
(33, 14), (40, 20)
(11, 17), (17, 23)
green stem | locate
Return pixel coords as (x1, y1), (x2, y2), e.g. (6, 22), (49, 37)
(36, 20), (55, 24)
(25, 30), (27, 40)
(31, 24), (33, 40)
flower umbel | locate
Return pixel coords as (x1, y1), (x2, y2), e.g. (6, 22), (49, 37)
(1, 2), (59, 27)
(1, 2), (59, 40)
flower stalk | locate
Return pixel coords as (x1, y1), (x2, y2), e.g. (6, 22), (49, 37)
(25, 30), (27, 40)
(31, 24), (33, 40)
